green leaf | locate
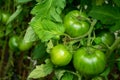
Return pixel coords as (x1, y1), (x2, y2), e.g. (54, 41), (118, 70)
(28, 59), (53, 79)
(113, 0), (120, 7)
(67, 0), (73, 3)
(31, 0), (66, 22)
(23, 26), (39, 43)
(100, 67), (110, 80)
(55, 69), (66, 80)
(32, 42), (46, 59)
(30, 0), (66, 42)
(46, 40), (54, 53)
(88, 5), (120, 24)
(117, 61), (120, 71)
(30, 18), (65, 42)
(61, 72), (74, 80)
(109, 20), (120, 32)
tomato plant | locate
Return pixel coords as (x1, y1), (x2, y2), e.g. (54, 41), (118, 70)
(50, 44), (72, 66)
(64, 10), (90, 37)
(1, 0), (120, 80)
(73, 47), (106, 75)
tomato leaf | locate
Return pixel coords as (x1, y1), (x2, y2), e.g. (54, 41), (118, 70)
(117, 62), (120, 71)
(109, 20), (120, 32)
(88, 5), (120, 24)
(113, 0), (120, 7)
(32, 42), (46, 59)
(30, 0), (65, 42)
(61, 72), (74, 80)
(100, 67), (110, 80)
(30, 18), (65, 42)
(23, 26), (39, 43)
(31, 0), (66, 22)
(55, 69), (66, 80)
(67, 0), (73, 3)
(28, 59), (53, 79)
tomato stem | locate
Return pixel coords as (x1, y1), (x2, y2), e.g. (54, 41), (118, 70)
(106, 37), (120, 58)
(87, 19), (97, 46)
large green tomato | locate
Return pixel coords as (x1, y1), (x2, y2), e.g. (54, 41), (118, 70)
(18, 40), (33, 51)
(94, 31), (115, 46)
(9, 36), (19, 51)
(50, 44), (72, 66)
(73, 47), (106, 75)
(64, 10), (90, 37)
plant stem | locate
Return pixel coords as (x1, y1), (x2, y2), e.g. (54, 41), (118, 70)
(106, 37), (120, 58)
(87, 19), (97, 46)
(0, 38), (7, 77)
(4, 51), (13, 77)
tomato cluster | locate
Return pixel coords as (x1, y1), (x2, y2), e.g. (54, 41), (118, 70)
(9, 36), (33, 52)
(49, 10), (116, 77)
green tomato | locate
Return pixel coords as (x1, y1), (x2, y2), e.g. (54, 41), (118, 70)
(1, 12), (10, 24)
(94, 31), (115, 46)
(9, 36), (19, 51)
(64, 10), (89, 37)
(50, 44), (72, 66)
(73, 47), (106, 75)
(18, 40), (33, 51)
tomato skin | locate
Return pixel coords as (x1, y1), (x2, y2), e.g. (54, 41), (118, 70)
(18, 40), (33, 51)
(64, 10), (89, 37)
(9, 36), (19, 51)
(99, 32), (115, 46)
(94, 31), (115, 46)
(73, 47), (106, 75)
(50, 44), (72, 66)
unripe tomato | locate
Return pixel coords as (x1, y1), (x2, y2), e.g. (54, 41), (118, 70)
(18, 40), (33, 51)
(1, 12), (10, 24)
(64, 10), (89, 37)
(50, 44), (72, 66)
(9, 36), (19, 51)
(73, 47), (106, 75)
(94, 31), (115, 46)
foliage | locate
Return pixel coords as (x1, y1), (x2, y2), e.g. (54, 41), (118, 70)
(0, 0), (120, 80)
